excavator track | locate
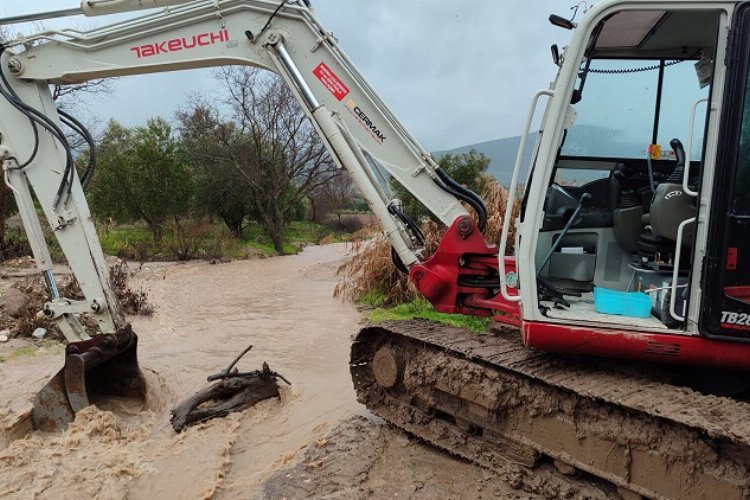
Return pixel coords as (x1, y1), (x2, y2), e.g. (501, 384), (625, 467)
(350, 320), (750, 499)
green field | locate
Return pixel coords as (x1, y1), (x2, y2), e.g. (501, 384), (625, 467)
(98, 220), (351, 260)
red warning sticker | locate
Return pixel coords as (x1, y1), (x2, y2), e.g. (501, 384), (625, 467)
(313, 62), (350, 101)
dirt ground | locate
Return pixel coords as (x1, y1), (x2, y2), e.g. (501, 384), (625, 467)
(0, 244), (609, 499)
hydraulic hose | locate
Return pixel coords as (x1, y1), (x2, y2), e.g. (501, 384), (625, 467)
(434, 168), (488, 233)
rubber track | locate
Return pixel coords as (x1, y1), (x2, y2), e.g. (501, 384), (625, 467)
(351, 320), (750, 499)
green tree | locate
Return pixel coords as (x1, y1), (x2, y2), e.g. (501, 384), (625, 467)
(178, 104), (254, 238)
(181, 69), (338, 254)
(0, 184), (14, 247)
(88, 118), (195, 240)
(392, 149), (491, 222)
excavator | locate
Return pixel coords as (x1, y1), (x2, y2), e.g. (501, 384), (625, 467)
(2, 0), (750, 497)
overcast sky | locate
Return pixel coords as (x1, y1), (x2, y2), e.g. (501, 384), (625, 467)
(1, 1), (570, 150)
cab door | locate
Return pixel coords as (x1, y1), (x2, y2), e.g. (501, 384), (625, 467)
(701, 3), (750, 340)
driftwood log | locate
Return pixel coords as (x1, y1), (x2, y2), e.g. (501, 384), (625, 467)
(170, 345), (290, 432)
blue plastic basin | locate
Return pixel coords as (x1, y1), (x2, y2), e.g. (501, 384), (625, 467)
(593, 287), (651, 318)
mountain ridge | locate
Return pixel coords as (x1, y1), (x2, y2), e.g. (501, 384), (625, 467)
(435, 133), (536, 186)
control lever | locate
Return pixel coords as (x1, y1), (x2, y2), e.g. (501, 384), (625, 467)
(538, 192), (592, 274)
(537, 192), (592, 309)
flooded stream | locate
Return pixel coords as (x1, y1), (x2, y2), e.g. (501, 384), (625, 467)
(0, 244), (364, 498)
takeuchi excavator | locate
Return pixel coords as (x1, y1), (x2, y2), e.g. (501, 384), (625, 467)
(4, 0), (750, 497)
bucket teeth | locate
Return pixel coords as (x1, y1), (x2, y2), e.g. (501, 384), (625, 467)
(31, 324), (145, 433)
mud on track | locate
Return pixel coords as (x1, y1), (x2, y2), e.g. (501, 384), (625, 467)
(0, 244), (612, 499)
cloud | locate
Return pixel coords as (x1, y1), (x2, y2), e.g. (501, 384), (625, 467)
(1, 0), (571, 150)
(311, 0), (568, 148)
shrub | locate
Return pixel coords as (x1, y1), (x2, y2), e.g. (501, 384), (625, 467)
(335, 177), (521, 306)
(168, 217), (215, 261)
(6, 261), (153, 340)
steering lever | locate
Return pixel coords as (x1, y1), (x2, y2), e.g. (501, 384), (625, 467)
(537, 192), (592, 274)
(536, 192), (591, 309)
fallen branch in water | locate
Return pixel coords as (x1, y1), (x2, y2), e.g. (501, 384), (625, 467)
(170, 345), (290, 432)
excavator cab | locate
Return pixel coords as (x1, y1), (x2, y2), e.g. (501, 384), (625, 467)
(528, 7), (719, 332)
(498, 4), (750, 369)
(701, 2), (750, 341)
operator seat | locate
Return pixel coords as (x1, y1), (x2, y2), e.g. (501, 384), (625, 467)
(638, 139), (697, 259)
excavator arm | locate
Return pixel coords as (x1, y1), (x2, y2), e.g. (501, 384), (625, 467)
(2, 0), (504, 330)
(2, 0), (516, 430)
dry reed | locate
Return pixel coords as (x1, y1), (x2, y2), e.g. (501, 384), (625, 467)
(335, 177), (521, 306)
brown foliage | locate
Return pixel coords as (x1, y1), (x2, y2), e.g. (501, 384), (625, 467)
(334, 177), (521, 306)
(334, 234), (415, 306)
(169, 217), (221, 261)
(5, 261), (152, 339)
(108, 260), (154, 316)
(481, 176), (522, 256)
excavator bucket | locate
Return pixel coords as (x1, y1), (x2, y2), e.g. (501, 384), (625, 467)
(31, 324), (145, 432)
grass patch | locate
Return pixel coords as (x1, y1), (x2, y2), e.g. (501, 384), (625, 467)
(241, 220), (349, 256)
(0, 340), (63, 363)
(242, 240), (299, 256)
(7, 346), (40, 360)
(366, 298), (491, 333)
(359, 290), (390, 308)
(99, 226), (153, 256)
(97, 219), (348, 260)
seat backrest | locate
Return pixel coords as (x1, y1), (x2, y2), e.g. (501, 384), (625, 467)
(648, 139), (695, 245)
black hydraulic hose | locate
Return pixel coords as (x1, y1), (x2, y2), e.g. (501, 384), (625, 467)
(457, 275), (501, 288)
(434, 175), (482, 228)
(442, 173), (489, 226)
(0, 48), (39, 169)
(434, 168), (488, 233)
(0, 84), (39, 170)
(0, 79), (74, 205)
(435, 167), (488, 227)
(59, 109), (96, 191)
(59, 115), (91, 189)
(0, 46), (76, 206)
(247, 0), (289, 41)
(388, 204), (425, 245)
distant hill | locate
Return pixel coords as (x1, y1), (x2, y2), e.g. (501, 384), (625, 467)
(435, 133), (537, 186)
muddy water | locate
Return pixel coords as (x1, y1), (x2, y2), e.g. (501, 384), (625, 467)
(0, 244), (364, 499)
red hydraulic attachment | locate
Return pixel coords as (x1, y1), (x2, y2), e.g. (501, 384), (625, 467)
(409, 216), (521, 326)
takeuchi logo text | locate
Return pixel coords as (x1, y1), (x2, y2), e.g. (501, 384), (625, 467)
(130, 29), (229, 58)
